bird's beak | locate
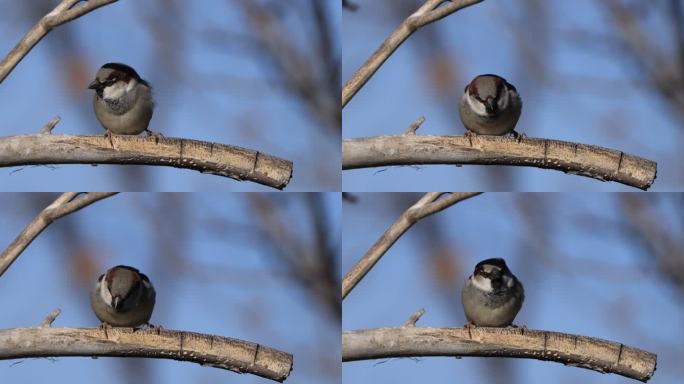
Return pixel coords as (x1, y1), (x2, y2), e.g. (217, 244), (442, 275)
(112, 296), (122, 310)
(485, 98), (497, 114)
(88, 80), (101, 90)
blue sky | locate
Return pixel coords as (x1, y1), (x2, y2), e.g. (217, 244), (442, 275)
(342, 0), (683, 191)
(0, 0), (340, 191)
(342, 192), (683, 383)
(0, 192), (341, 384)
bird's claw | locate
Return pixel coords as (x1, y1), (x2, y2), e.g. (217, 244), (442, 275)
(99, 322), (112, 338)
(104, 130), (115, 148)
(510, 130), (526, 142)
(145, 129), (163, 143)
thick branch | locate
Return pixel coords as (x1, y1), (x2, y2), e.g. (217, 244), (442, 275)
(343, 135), (657, 190)
(343, 326), (657, 382)
(0, 134), (293, 190)
(0, 327), (293, 382)
(0, 0), (118, 83)
(341, 192), (480, 299)
(341, 0), (484, 107)
(0, 192), (117, 278)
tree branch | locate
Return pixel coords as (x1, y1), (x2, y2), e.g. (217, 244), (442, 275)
(0, 326), (293, 382)
(0, 0), (118, 84)
(343, 134), (657, 190)
(343, 326), (657, 382)
(341, 192), (481, 299)
(0, 192), (117, 278)
(341, 0), (484, 107)
(0, 134), (293, 190)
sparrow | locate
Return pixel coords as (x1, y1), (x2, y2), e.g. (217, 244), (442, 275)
(459, 74), (522, 136)
(90, 265), (156, 327)
(88, 63), (156, 143)
(461, 258), (524, 327)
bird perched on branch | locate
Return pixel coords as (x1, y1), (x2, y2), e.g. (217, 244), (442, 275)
(90, 265), (156, 327)
(88, 63), (157, 144)
(459, 74), (522, 137)
(461, 258), (524, 327)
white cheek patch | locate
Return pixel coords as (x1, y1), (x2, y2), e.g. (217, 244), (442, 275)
(465, 93), (487, 116)
(125, 79), (137, 93)
(99, 280), (112, 305)
(503, 274), (514, 288)
(142, 279), (154, 297)
(102, 82), (128, 100)
(471, 275), (493, 292)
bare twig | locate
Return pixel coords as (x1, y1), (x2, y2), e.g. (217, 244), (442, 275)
(0, 135), (293, 190)
(343, 326), (657, 382)
(341, 0), (484, 107)
(341, 192), (481, 299)
(0, 0), (118, 83)
(404, 116), (425, 135)
(40, 309), (61, 328)
(0, 192), (117, 278)
(403, 308), (425, 327)
(0, 327), (293, 382)
(39, 116), (61, 135)
(343, 135), (657, 190)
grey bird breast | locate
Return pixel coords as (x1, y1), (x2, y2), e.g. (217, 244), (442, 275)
(461, 279), (524, 326)
(93, 84), (153, 135)
(459, 91), (522, 136)
(90, 280), (155, 327)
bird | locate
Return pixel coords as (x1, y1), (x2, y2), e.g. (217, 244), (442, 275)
(88, 63), (156, 144)
(459, 74), (522, 137)
(461, 258), (524, 327)
(90, 265), (156, 327)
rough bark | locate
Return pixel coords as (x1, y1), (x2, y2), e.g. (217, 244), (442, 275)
(0, 326), (293, 382)
(343, 134), (657, 190)
(0, 134), (293, 190)
(343, 326), (657, 382)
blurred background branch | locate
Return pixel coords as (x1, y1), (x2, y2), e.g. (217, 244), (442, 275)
(238, 0), (340, 135)
(342, 0), (484, 107)
(342, 192), (480, 299)
(0, 0), (118, 83)
(0, 192), (116, 278)
(248, 193), (340, 320)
